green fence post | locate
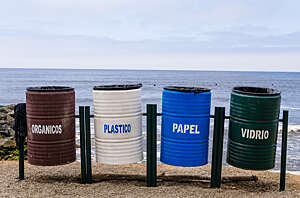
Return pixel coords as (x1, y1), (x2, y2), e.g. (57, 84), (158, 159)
(19, 137), (25, 180)
(147, 104), (157, 187)
(280, 110), (288, 191)
(210, 107), (225, 188)
(85, 106), (92, 184)
(79, 106), (87, 184)
(216, 107), (225, 187)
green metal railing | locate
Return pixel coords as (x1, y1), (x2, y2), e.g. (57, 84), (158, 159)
(18, 105), (289, 191)
(209, 109), (289, 190)
(79, 107), (86, 183)
(18, 137), (25, 180)
(280, 110), (289, 191)
(210, 107), (225, 188)
(147, 104), (157, 187)
(79, 106), (92, 184)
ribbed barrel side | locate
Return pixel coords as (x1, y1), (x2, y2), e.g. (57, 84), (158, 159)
(161, 89), (211, 167)
(93, 88), (143, 164)
(227, 91), (281, 170)
(26, 90), (75, 166)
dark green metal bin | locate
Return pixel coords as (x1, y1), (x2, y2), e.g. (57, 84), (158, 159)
(227, 87), (281, 170)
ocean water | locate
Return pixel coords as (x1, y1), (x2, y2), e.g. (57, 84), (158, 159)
(0, 68), (299, 171)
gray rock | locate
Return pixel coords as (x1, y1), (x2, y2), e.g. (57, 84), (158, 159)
(0, 113), (6, 119)
(0, 105), (15, 139)
(8, 128), (15, 137)
(0, 124), (8, 130)
(0, 108), (8, 113)
(7, 116), (14, 126)
(0, 138), (15, 147)
(0, 130), (9, 137)
(0, 123), (9, 137)
(0, 120), (8, 125)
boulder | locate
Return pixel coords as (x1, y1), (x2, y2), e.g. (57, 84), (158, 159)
(0, 138), (15, 148)
(0, 108), (8, 113)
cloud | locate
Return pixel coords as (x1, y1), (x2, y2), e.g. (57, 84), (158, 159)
(1, 29), (300, 57)
(0, 1), (300, 71)
(2, 1), (300, 40)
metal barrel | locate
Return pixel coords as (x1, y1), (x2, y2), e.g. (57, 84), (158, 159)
(26, 86), (76, 166)
(93, 84), (143, 164)
(160, 86), (211, 167)
(227, 86), (281, 170)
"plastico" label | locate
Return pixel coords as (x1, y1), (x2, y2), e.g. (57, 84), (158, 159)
(104, 124), (131, 133)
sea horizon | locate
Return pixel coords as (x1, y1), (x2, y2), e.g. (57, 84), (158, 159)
(1, 67), (299, 73)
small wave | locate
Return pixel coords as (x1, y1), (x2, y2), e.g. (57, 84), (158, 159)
(288, 125), (300, 133)
(270, 170), (300, 176)
(281, 106), (300, 111)
(272, 123), (300, 133)
(291, 171), (300, 176)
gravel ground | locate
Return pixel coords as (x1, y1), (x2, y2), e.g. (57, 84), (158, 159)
(0, 161), (299, 198)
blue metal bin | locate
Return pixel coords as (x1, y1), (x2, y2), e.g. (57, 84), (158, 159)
(160, 86), (211, 167)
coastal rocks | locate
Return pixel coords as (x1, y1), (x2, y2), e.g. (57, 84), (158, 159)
(0, 138), (19, 160)
(0, 104), (27, 160)
(0, 138), (15, 148)
(0, 104), (15, 138)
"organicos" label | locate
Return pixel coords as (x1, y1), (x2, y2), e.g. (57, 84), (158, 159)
(31, 124), (62, 135)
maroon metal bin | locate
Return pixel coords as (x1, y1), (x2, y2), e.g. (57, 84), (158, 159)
(26, 86), (76, 166)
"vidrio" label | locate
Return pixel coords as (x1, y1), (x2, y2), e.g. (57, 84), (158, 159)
(241, 128), (269, 140)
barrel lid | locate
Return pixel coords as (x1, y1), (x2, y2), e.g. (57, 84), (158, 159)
(26, 86), (74, 92)
(164, 86), (211, 93)
(233, 86), (280, 96)
(93, 83), (142, 90)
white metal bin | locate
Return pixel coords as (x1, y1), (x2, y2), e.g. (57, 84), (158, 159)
(93, 84), (143, 164)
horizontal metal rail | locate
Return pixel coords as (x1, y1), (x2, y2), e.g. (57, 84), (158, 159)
(74, 107), (288, 191)
(76, 113), (218, 118)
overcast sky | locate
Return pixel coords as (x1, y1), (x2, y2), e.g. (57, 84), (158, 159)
(1, 1), (299, 72)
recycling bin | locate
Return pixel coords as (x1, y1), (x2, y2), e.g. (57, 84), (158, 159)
(93, 84), (143, 164)
(227, 86), (281, 170)
(26, 86), (76, 166)
(160, 86), (211, 167)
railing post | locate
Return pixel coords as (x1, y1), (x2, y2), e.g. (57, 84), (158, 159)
(19, 137), (25, 180)
(79, 106), (87, 184)
(85, 106), (92, 184)
(210, 107), (225, 188)
(147, 104), (157, 187)
(280, 110), (288, 191)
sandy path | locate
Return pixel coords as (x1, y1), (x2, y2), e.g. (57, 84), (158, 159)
(0, 161), (299, 198)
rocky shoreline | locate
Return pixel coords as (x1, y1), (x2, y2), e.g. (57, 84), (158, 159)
(0, 104), (27, 161)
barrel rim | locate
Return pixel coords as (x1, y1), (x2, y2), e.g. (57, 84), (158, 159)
(164, 86), (211, 93)
(232, 86), (280, 96)
(93, 83), (142, 90)
(26, 86), (74, 92)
